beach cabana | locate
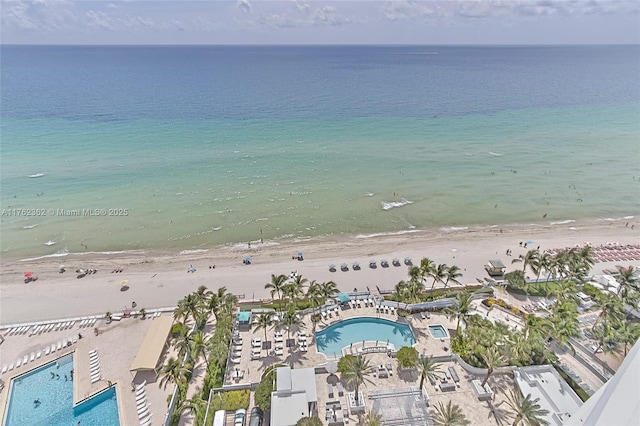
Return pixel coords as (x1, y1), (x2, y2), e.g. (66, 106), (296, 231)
(243, 256), (251, 265)
(130, 315), (173, 376)
(237, 311), (251, 330)
(337, 293), (351, 304)
(297, 251), (304, 261)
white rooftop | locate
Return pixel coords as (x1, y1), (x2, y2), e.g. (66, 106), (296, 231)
(514, 365), (583, 426)
(271, 366), (318, 426)
(270, 391), (309, 426)
(276, 366), (317, 403)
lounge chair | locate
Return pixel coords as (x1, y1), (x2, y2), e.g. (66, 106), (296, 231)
(336, 382), (344, 396)
(30, 353), (35, 362)
(139, 414), (153, 426)
(274, 349), (283, 356)
(138, 404), (150, 418)
(23, 355), (28, 364)
(44, 347), (50, 356)
(136, 390), (147, 399)
(1, 365), (7, 374)
(231, 357), (242, 364)
(136, 398), (147, 408)
(8, 363), (14, 372)
(328, 383), (334, 398)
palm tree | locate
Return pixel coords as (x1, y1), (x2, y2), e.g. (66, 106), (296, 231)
(618, 321), (640, 357)
(416, 355), (441, 390)
(172, 327), (194, 360)
(340, 355), (375, 405)
(445, 291), (473, 335)
(420, 257), (436, 287)
(305, 281), (324, 332)
(358, 410), (382, 426)
(159, 356), (190, 389)
(480, 347), (506, 388)
(278, 308), (305, 365)
(319, 280), (339, 302)
(265, 274), (288, 311)
(431, 400), (470, 426)
(190, 330), (210, 365)
(504, 388), (550, 426)
(179, 395), (207, 421)
(536, 252), (553, 282)
(254, 313), (274, 349)
(513, 249), (539, 275)
(206, 287), (228, 320)
(546, 315), (580, 354)
(291, 274), (308, 298)
(444, 265), (463, 289)
(174, 293), (201, 324)
(430, 263), (448, 292)
(616, 266), (639, 306)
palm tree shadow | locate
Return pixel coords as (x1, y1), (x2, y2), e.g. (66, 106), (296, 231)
(397, 367), (419, 384)
(489, 374), (511, 395)
(315, 329), (342, 352)
(488, 400), (511, 425)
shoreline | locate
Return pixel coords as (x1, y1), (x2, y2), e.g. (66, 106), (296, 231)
(0, 217), (638, 325)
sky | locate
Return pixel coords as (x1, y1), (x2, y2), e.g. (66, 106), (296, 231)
(1, 0), (639, 45)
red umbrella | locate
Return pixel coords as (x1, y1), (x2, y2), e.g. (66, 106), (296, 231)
(24, 272), (34, 278)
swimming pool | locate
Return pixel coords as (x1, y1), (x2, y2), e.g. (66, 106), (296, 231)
(428, 325), (450, 339)
(3, 354), (120, 426)
(315, 317), (416, 357)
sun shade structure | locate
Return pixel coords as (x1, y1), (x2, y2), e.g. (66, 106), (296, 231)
(130, 315), (174, 373)
(337, 293), (351, 303)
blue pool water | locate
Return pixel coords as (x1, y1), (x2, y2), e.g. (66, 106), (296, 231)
(315, 317), (416, 357)
(3, 354), (120, 426)
(428, 325), (449, 339)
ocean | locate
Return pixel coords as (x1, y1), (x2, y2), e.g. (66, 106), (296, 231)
(1, 45), (639, 260)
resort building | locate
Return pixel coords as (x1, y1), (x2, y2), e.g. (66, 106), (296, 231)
(513, 365), (583, 426)
(271, 366), (318, 426)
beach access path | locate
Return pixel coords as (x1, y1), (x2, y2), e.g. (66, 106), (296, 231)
(1, 219), (637, 325)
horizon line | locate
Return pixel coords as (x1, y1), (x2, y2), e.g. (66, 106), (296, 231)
(2, 42), (639, 47)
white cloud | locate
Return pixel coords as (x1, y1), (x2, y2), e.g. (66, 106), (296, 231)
(237, 0), (252, 14)
(380, 0), (435, 21)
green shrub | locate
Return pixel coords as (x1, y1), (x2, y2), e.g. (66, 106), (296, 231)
(396, 346), (418, 369)
(209, 389), (250, 411)
(296, 417), (323, 426)
(255, 364), (281, 411)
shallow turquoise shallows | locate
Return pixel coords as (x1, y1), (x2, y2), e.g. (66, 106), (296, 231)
(4, 354), (120, 426)
(428, 324), (449, 339)
(315, 317), (416, 358)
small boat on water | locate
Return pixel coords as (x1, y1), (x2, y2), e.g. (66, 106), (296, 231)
(28, 173), (45, 178)
(44, 240), (57, 246)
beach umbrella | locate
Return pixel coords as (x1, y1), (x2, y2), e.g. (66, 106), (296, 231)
(326, 361), (338, 375)
(120, 279), (130, 291)
(24, 272), (35, 278)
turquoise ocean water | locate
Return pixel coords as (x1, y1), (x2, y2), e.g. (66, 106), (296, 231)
(1, 46), (639, 260)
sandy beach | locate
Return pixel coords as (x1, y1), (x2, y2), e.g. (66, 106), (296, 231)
(1, 218), (637, 325)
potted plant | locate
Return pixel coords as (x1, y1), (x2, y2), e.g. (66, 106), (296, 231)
(140, 308), (147, 320)
(105, 312), (112, 324)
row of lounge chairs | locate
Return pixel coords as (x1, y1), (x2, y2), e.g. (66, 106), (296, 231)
(135, 380), (152, 426)
(349, 298), (375, 309)
(1, 336), (78, 375)
(376, 305), (397, 315)
(3, 317), (100, 338)
(321, 306), (340, 320)
(89, 349), (102, 384)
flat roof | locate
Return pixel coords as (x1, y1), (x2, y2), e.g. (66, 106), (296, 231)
(130, 315), (174, 372)
(270, 392), (309, 426)
(276, 366), (317, 403)
(488, 260), (506, 268)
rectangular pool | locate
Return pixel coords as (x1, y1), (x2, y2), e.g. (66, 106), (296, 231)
(3, 354), (120, 426)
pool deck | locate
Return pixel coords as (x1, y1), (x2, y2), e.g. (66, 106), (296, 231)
(0, 314), (175, 426)
(224, 302), (455, 387)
